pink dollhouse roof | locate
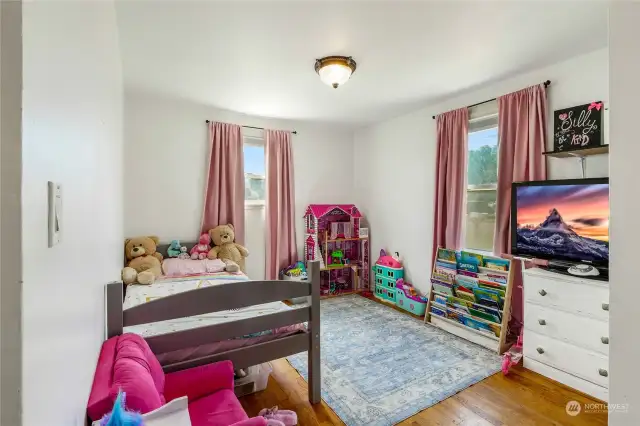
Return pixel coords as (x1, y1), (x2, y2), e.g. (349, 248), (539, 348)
(305, 204), (362, 219)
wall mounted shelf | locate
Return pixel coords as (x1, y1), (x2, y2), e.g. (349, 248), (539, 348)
(543, 145), (609, 158)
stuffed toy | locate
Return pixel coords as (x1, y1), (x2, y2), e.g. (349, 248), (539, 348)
(177, 246), (190, 259)
(190, 233), (211, 260)
(99, 391), (143, 426)
(122, 236), (163, 285)
(207, 223), (249, 273)
(167, 239), (182, 258)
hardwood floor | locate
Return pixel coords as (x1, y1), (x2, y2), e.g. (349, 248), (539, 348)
(240, 296), (608, 425)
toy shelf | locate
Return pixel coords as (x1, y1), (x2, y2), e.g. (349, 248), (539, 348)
(326, 236), (368, 243)
(424, 247), (515, 354)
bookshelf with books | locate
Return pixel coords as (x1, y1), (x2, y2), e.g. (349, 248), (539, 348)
(424, 247), (515, 354)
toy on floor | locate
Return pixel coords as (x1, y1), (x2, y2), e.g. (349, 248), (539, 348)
(395, 278), (428, 316)
(502, 330), (524, 375)
(99, 391), (143, 426)
(259, 406), (298, 426)
(190, 233), (211, 260)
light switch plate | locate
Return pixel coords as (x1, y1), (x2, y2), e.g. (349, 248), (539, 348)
(48, 181), (61, 247)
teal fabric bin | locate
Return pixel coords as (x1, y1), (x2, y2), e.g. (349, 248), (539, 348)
(395, 288), (427, 316)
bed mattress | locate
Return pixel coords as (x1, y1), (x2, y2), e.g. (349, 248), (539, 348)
(123, 272), (307, 365)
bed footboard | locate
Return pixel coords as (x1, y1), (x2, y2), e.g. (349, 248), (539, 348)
(105, 261), (322, 404)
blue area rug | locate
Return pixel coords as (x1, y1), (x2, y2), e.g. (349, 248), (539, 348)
(287, 295), (501, 426)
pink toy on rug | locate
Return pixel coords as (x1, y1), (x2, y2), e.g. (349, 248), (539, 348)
(190, 233), (211, 260)
(259, 406), (297, 426)
(375, 249), (402, 269)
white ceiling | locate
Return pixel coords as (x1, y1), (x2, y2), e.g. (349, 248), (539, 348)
(116, 1), (608, 125)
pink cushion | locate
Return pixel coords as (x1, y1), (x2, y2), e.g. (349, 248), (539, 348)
(188, 389), (248, 426)
(162, 258), (226, 277)
(110, 334), (166, 413)
(87, 337), (119, 421)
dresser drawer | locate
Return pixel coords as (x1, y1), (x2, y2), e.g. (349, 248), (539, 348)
(524, 330), (609, 388)
(524, 303), (609, 355)
(524, 272), (609, 319)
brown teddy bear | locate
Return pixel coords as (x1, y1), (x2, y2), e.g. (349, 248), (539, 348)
(207, 224), (249, 273)
(122, 236), (163, 285)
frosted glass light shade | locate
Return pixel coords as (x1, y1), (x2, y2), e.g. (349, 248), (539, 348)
(314, 56), (357, 89)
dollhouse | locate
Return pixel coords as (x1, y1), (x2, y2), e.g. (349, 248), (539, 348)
(303, 204), (370, 297)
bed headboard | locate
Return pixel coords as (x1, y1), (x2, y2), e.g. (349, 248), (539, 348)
(156, 241), (201, 258)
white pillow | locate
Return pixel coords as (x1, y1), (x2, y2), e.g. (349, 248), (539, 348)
(93, 396), (191, 426)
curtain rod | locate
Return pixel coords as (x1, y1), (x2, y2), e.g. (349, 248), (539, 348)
(431, 80), (551, 119)
(205, 120), (297, 135)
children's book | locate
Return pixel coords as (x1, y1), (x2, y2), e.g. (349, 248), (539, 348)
(484, 258), (510, 271)
(457, 269), (479, 278)
(437, 248), (457, 263)
(461, 251), (484, 267)
(454, 289), (476, 302)
(432, 280), (454, 296)
(432, 271), (454, 284)
(478, 283), (506, 298)
(456, 275), (478, 287)
(436, 260), (457, 271)
(476, 297), (501, 310)
(474, 288), (503, 309)
(434, 294), (448, 306)
(430, 305), (446, 317)
(478, 279), (506, 290)
(469, 307), (501, 323)
(486, 273), (508, 285)
(458, 262), (479, 273)
(446, 296), (470, 312)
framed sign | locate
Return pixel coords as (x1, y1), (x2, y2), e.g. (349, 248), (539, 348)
(553, 101), (603, 152)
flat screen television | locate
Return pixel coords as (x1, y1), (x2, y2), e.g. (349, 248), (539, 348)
(511, 178), (609, 266)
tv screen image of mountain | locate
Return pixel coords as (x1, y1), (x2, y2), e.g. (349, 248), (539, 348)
(510, 178), (609, 266)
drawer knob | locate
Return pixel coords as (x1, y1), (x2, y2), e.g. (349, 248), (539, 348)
(536, 347), (545, 354)
(538, 319), (546, 325)
(599, 368), (608, 377)
(601, 336), (609, 345)
(602, 303), (609, 311)
(539, 289), (547, 296)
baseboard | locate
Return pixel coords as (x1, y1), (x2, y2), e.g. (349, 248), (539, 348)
(524, 357), (608, 402)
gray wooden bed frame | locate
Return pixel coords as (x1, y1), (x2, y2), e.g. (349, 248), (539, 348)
(106, 242), (321, 404)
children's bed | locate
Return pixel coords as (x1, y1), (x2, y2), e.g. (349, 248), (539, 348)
(106, 242), (321, 403)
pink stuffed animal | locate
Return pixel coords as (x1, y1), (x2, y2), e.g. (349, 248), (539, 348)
(190, 233), (211, 260)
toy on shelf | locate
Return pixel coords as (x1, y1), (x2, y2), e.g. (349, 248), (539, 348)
(303, 204), (370, 296)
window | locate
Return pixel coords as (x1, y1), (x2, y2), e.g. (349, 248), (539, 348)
(244, 139), (265, 207)
(465, 108), (498, 252)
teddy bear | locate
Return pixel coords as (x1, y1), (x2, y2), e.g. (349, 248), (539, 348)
(177, 246), (190, 259)
(122, 236), (163, 285)
(190, 233), (211, 260)
(167, 240), (182, 258)
(207, 224), (249, 273)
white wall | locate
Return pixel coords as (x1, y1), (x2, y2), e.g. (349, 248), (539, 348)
(22, 1), (123, 425)
(124, 91), (354, 280)
(354, 49), (609, 294)
(609, 4), (640, 424)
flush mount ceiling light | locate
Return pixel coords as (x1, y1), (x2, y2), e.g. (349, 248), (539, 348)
(314, 56), (357, 89)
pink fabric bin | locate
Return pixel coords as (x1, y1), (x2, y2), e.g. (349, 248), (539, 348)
(87, 333), (267, 426)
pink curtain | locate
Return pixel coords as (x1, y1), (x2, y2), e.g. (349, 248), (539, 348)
(201, 121), (245, 244)
(432, 108), (469, 258)
(495, 84), (548, 333)
(265, 130), (297, 280)
(494, 84), (547, 254)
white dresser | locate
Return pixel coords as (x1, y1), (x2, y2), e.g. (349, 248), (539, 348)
(523, 267), (609, 401)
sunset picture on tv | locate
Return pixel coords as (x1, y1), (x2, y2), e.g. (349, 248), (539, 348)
(514, 183), (609, 263)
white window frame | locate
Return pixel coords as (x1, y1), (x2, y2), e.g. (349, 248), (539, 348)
(464, 103), (499, 253)
(243, 136), (266, 209)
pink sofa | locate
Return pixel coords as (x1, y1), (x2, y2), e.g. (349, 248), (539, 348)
(87, 333), (267, 426)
